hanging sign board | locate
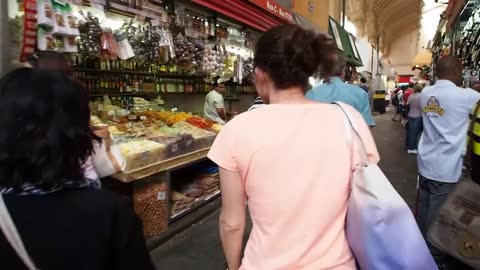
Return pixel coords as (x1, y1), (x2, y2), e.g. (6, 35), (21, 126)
(248, 0), (294, 23)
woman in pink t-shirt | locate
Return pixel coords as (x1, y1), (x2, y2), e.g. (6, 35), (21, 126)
(209, 25), (380, 270)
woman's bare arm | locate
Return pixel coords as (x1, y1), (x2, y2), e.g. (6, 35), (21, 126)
(219, 168), (246, 270)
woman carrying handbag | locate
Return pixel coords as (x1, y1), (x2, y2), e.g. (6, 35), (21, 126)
(208, 24), (436, 270)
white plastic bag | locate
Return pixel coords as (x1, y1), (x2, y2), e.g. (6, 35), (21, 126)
(92, 128), (126, 178)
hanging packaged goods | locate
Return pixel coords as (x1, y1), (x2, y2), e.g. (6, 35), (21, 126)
(17, 0), (259, 83)
(9, 0), (269, 237)
(453, 1), (480, 70)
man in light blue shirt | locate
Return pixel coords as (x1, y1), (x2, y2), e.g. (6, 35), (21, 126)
(417, 56), (480, 265)
(305, 55), (375, 127)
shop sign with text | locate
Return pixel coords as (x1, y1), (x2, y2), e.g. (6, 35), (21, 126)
(249, 0), (294, 23)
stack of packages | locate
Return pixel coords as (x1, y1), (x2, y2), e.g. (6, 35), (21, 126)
(194, 172), (219, 199)
(170, 166), (220, 217)
(171, 191), (196, 217)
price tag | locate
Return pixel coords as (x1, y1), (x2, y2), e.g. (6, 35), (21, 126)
(171, 143), (178, 153)
(128, 115), (137, 120)
(140, 151), (149, 161)
(91, 3), (104, 12)
(157, 191), (166, 201)
(135, 15), (146, 22)
(90, 0), (106, 4)
(53, 0), (68, 6)
(151, 18), (160, 27)
(140, 116), (147, 120)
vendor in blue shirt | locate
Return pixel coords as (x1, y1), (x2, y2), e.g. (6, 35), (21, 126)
(306, 55), (375, 127)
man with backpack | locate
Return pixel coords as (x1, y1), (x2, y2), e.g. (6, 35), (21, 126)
(391, 87), (404, 122)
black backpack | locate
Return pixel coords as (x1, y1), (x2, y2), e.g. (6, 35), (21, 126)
(392, 94), (399, 106)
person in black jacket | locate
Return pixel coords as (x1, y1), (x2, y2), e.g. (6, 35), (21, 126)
(0, 68), (155, 270)
(470, 101), (480, 184)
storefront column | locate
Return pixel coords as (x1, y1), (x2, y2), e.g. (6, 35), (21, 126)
(0, 0), (9, 76)
(329, 0), (341, 22)
(293, 0), (330, 32)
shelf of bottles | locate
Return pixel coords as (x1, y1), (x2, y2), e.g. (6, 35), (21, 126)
(71, 57), (205, 97)
(71, 57), (256, 97)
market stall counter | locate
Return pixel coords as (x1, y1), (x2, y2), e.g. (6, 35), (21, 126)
(96, 109), (221, 238)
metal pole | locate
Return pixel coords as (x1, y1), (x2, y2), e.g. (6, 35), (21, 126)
(0, 0), (10, 76)
(376, 35), (380, 75)
(370, 45), (374, 74)
(341, 0), (346, 27)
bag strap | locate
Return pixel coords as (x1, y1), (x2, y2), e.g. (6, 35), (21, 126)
(333, 102), (370, 165)
(0, 194), (39, 270)
(103, 138), (122, 172)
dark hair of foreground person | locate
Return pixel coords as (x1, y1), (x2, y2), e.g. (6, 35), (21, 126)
(0, 68), (154, 270)
(0, 68), (96, 190)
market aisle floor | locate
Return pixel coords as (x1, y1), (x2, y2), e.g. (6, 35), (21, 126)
(150, 108), (419, 270)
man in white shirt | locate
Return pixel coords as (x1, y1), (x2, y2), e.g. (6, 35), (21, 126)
(417, 56), (480, 266)
(204, 81), (227, 124)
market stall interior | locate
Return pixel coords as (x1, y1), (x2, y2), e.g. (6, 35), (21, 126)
(430, 0), (480, 86)
(7, 0), (368, 247)
(8, 0), (272, 241)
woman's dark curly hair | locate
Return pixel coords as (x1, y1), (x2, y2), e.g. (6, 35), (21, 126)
(254, 24), (338, 90)
(0, 68), (98, 190)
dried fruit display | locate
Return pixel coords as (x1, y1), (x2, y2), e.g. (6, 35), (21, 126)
(186, 116), (214, 130)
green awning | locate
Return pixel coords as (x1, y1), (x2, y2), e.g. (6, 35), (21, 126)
(329, 17), (363, 67)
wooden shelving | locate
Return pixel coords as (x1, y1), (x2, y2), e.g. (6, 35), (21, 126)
(73, 68), (201, 78)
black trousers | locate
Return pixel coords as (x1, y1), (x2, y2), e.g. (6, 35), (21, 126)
(472, 154), (480, 184)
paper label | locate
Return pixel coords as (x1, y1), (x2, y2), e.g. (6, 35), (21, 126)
(140, 151), (149, 161)
(53, 0), (68, 6)
(157, 191), (166, 201)
(140, 116), (147, 120)
(90, 0), (107, 5)
(128, 115), (137, 120)
(171, 143), (178, 152)
(151, 19), (160, 26)
(91, 3), (104, 12)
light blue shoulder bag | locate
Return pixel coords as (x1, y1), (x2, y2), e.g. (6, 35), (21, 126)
(336, 103), (437, 270)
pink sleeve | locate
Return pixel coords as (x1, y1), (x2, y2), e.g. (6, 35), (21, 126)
(208, 122), (239, 172)
(344, 105), (380, 164)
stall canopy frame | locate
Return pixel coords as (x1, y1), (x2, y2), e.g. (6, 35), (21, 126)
(329, 17), (363, 67)
(192, 0), (286, 31)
